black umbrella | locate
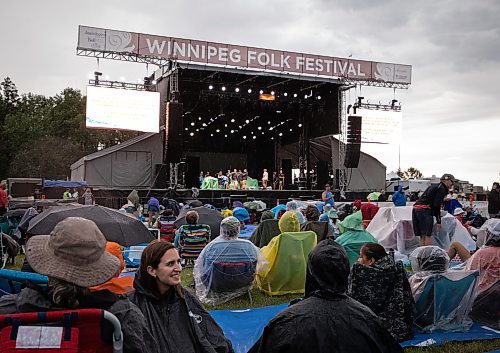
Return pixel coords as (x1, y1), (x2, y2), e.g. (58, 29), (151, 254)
(27, 205), (155, 246)
(175, 206), (223, 240)
(5, 209), (28, 218)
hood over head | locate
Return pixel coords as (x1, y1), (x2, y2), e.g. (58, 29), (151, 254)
(305, 238), (349, 298)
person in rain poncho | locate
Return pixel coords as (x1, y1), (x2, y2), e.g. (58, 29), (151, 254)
(194, 216), (263, 305)
(335, 210), (378, 267)
(392, 186), (407, 207)
(249, 239), (403, 353)
(90, 242), (134, 294)
(129, 240), (234, 353)
(348, 243), (414, 341)
(249, 210), (281, 248)
(285, 201), (306, 224)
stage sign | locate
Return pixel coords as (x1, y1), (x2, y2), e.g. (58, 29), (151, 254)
(85, 86), (160, 133)
(77, 26), (412, 85)
(358, 108), (402, 145)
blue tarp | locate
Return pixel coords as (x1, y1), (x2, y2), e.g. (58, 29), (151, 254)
(209, 304), (500, 353)
(44, 180), (87, 188)
(239, 225), (257, 239)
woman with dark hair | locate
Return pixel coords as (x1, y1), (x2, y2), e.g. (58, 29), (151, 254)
(348, 243), (414, 341)
(129, 240), (233, 353)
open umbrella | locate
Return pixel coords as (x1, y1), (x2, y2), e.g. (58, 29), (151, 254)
(27, 205), (155, 246)
(367, 192), (381, 201)
(175, 206), (223, 240)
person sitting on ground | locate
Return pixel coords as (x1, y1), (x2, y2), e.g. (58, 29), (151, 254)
(453, 207), (472, 228)
(408, 246), (449, 297)
(249, 210), (281, 248)
(301, 204), (332, 242)
(285, 201), (306, 224)
(147, 196), (161, 228)
(319, 204), (332, 222)
(90, 242), (134, 294)
(249, 239), (403, 353)
(278, 210), (301, 233)
(348, 244), (414, 341)
(194, 217), (262, 304)
(0, 217), (155, 353)
(129, 240), (234, 353)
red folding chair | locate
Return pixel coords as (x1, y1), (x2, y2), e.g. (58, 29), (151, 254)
(0, 309), (123, 353)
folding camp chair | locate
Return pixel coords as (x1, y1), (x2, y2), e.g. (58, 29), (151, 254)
(209, 260), (257, 304)
(122, 244), (148, 268)
(414, 270), (479, 332)
(178, 224), (211, 266)
(0, 269), (48, 298)
(0, 309), (123, 353)
(157, 216), (176, 242)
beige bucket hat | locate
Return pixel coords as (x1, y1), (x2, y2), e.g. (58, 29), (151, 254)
(26, 217), (120, 287)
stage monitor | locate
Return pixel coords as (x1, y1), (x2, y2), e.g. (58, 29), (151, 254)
(86, 86), (160, 133)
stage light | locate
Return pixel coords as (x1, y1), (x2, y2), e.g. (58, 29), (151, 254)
(152, 80), (157, 85)
(253, 136), (257, 140)
(185, 127), (188, 131)
(202, 123), (207, 127)
(317, 96), (321, 100)
(238, 125), (242, 129)
(222, 86), (226, 91)
(190, 132), (194, 136)
(259, 90), (264, 94)
(243, 135), (247, 139)
(230, 118), (235, 123)
(251, 131), (254, 134)
(245, 119), (250, 124)
(231, 130), (234, 133)
(276, 110), (281, 114)
(304, 94), (308, 99)
(258, 126), (262, 130)
(191, 122), (195, 126)
(271, 137), (274, 140)
(268, 121), (271, 124)
(209, 85), (214, 90)
(225, 134), (228, 137)
(279, 132), (283, 136)
(261, 132), (265, 135)
(216, 129), (220, 133)
(271, 91), (275, 96)
(224, 124), (228, 127)
(210, 133), (214, 137)
(269, 127), (274, 130)
(298, 123), (303, 128)
(248, 88), (252, 93)
(235, 87), (240, 93)
(198, 117), (202, 120)
(293, 93), (298, 98)
(196, 128), (199, 131)
(284, 92), (288, 97)
(289, 128), (293, 132)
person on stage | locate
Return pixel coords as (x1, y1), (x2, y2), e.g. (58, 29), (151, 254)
(242, 169), (248, 190)
(231, 169), (239, 190)
(226, 170), (231, 189)
(262, 169), (269, 189)
(278, 169), (285, 190)
(322, 184), (335, 207)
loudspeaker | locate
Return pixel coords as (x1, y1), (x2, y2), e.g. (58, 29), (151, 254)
(185, 156), (200, 188)
(281, 159), (292, 189)
(344, 144), (361, 168)
(316, 161), (329, 187)
(165, 102), (183, 162)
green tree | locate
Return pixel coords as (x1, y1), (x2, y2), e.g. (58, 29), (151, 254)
(397, 167), (423, 180)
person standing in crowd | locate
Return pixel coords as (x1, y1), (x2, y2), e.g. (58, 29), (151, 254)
(321, 184), (335, 207)
(83, 187), (94, 206)
(488, 182), (500, 218)
(378, 189), (388, 202)
(278, 169), (285, 190)
(262, 169), (269, 189)
(129, 240), (234, 353)
(0, 182), (9, 216)
(249, 239), (402, 353)
(0, 218), (155, 353)
(412, 174), (455, 246)
(147, 196), (161, 228)
(71, 188), (79, 200)
(392, 186), (406, 207)
(63, 188), (71, 200)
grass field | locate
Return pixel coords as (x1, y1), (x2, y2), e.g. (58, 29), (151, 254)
(5, 256), (499, 352)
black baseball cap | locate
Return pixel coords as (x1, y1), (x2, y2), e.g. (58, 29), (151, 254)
(441, 174), (456, 182)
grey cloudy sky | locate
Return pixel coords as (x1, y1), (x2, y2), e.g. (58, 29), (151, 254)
(1, 0), (499, 188)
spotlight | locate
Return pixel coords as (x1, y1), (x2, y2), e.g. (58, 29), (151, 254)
(190, 132), (194, 136)
(196, 129), (199, 131)
(248, 88), (252, 94)
(276, 110), (282, 114)
(289, 128), (293, 132)
(209, 85), (214, 90)
(304, 94), (308, 99)
(298, 123), (303, 128)
(225, 134), (228, 137)
(261, 132), (265, 135)
(284, 92), (288, 97)
(221, 86), (226, 91)
(259, 90), (264, 94)
(279, 132), (283, 136)
(269, 127), (274, 130)
(198, 117), (202, 120)
(216, 129), (220, 133)
(238, 125), (242, 129)
(253, 136), (257, 140)
(245, 119), (250, 124)
(271, 91), (275, 96)
(271, 137), (274, 140)
(293, 93), (298, 98)
(231, 130), (234, 133)
(251, 131), (254, 135)
(185, 127), (188, 131)
(202, 123), (207, 127)
(191, 122), (195, 126)
(258, 126), (262, 130)
(235, 87), (240, 93)
(268, 121), (271, 124)
(243, 136), (247, 139)
(210, 133), (214, 137)
(230, 119), (235, 123)
(224, 124), (228, 127)
(317, 96), (321, 100)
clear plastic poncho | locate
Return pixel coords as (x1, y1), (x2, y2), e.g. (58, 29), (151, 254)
(194, 236), (267, 305)
(409, 246), (478, 332)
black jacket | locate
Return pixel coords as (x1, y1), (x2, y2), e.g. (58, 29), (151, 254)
(129, 271), (233, 353)
(488, 190), (500, 215)
(415, 182), (449, 224)
(249, 239), (403, 353)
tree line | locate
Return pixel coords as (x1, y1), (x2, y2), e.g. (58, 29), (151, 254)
(0, 77), (139, 181)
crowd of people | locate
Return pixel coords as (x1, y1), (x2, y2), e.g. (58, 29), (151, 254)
(199, 168), (286, 190)
(0, 175), (498, 353)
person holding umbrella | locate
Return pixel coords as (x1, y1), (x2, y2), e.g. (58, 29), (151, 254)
(0, 217), (156, 353)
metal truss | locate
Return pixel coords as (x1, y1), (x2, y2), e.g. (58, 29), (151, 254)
(88, 79), (150, 91)
(76, 49), (171, 67)
(341, 78), (410, 89)
(169, 163), (178, 189)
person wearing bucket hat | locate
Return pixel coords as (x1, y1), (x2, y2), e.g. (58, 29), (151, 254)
(0, 217), (156, 353)
(412, 174), (456, 246)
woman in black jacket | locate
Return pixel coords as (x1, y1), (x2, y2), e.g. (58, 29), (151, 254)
(129, 240), (233, 353)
